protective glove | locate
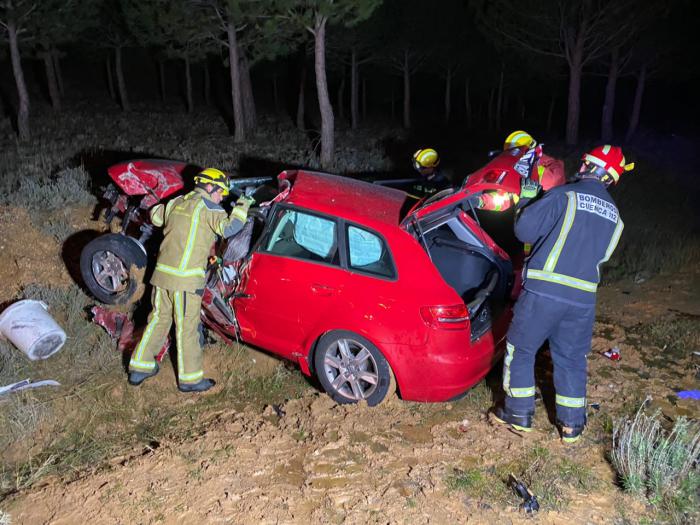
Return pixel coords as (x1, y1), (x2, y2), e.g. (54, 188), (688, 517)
(235, 194), (255, 211)
(520, 178), (542, 200)
(231, 195), (255, 222)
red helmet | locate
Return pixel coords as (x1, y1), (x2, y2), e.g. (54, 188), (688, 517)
(581, 145), (634, 185)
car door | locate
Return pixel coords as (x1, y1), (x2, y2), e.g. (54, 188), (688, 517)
(233, 206), (347, 358)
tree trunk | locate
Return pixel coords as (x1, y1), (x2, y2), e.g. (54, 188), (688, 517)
(464, 77), (472, 128)
(444, 66), (452, 124)
(272, 74), (279, 113)
(350, 48), (359, 130)
(314, 15), (334, 169)
(43, 51), (61, 111)
(362, 77), (367, 121)
(546, 95), (555, 133)
(297, 60), (306, 130)
(106, 57), (116, 100)
(240, 53), (256, 131)
(52, 49), (64, 96)
(158, 60), (166, 102)
(601, 47), (619, 142)
(565, 27), (585, 145)
(184, 56), (193, 113)
(7, 21), (30, 141)
(226, 21), (245, 143)
(402, 49), (411, 129)
(625, 63), (646, 142)
(487, 86), (495, 131)
(495, 64), (504, 131)
(337, 73), (345, 122)
(115, 46), (130, 112)
(204, 60), (211, 106)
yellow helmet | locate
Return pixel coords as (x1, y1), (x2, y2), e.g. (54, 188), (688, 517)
(194, 167), (230, 196)
(412, 148), (440, 170)
(504, 130), (537, 150)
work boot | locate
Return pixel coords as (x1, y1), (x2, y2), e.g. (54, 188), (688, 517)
(178, 378), (216, 393)
(560, 424), (584, 444)
(491, 406), (533, 433)
(128, 364), (159, 386)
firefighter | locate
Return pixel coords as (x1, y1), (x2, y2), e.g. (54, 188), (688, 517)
(411, 148), (451, 195)
(477, 130), (566, 212)
(128, 168), (254, 392)
(492, 145), (634, 442)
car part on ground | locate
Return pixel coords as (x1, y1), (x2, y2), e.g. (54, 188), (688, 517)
(80, 234), (147, 304)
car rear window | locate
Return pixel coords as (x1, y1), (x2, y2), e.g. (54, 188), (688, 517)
(264, 208), (339, 264)
(347, 225), (395, 279)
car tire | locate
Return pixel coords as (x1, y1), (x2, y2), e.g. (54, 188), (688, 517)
(314, 330), (396, 407)
(80, 233), (148, 305)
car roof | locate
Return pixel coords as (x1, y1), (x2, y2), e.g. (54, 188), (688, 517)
(281, 170), (411, 229)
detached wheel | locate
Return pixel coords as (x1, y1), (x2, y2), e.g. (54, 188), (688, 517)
(314, 330), (396, 407)
(80, 233), (147, 305)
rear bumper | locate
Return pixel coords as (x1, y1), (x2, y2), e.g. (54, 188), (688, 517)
(383, 329), (501, 402)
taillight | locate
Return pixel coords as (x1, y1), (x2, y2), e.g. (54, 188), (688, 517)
(420, 304), (470, 330)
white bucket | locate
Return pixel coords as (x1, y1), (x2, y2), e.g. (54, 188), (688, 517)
(0, 300), (67, 360)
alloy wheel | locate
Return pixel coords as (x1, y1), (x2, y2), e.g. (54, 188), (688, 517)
(323, 338), (379, 401)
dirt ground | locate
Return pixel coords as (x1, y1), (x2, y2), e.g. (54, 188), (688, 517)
(1, 211), (699, 524)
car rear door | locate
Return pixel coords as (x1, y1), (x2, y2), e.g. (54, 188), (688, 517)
(233, 205), (348, 358)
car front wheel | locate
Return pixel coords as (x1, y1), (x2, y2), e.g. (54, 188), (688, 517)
(314, 330), (396, 407)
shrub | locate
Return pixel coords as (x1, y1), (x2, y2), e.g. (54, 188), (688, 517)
(611, 401), (700, 518)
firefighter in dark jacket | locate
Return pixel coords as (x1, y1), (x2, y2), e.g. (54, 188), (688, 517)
(493, 145), (634, 443)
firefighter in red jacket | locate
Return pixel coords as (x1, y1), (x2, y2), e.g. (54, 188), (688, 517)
(477, 130), (566, 212)
(492, 145), (634, 443)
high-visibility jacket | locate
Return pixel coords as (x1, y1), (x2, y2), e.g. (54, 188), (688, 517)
(516, 179), (623, 306)
(150, 188), (245, 292)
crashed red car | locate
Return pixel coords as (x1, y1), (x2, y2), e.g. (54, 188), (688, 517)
(82, 152), (527, 406)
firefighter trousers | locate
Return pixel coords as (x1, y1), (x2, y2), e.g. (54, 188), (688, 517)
(502, 290), (596, 428)
(129, 286), (205, 385)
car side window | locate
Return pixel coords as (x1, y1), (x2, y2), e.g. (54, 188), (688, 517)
(265, 208), (339, 264)
(347, 225), (395, 278)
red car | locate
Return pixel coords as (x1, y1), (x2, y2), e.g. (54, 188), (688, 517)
(82, 152), (526, 406)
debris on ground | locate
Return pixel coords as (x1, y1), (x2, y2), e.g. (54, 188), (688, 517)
(676, 390), (700, 400)
(510, 475), (540, 513)
(91, 306), (169, 360)
(0, 379), (60, 396)
(601, 347), (621, 361)
(0, 300), (66, 360)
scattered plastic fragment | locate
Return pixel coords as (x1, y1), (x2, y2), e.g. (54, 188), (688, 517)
(602, 347), (621, 361)
(677, 390), (700, 400)
(510, 475), (539, 513)
(0, 379), (60, 396)
(272, 404), (286, 418)
(588, 403), (601, 411)
(458, 419), (470, 432)
(91, 306), (169, 361)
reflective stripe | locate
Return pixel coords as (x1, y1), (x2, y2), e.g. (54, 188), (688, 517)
(164, 198), (178, 221)
(602, 145), (611, 154)
(543, 191), (576, 272)
(150, 204), (165, 227)
(132, 288), (162, 366)
(155, 263), (206, 278)
(584, 153), (607, 169)
(511, 386), (536, 398)
(175, 291), (204, 384)
(503, 342), (515, 395)
(597, 219), (624, 279)
(556, 394), (586, 408)
(179, 200), (205, 271)
(527, 269), (598, 292)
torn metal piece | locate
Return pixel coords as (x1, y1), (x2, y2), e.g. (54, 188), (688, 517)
(510, 475), (540, 513)
(0, 379), (60, 396)
(601, 347), (621, 361)
(91, 306), (169, 362)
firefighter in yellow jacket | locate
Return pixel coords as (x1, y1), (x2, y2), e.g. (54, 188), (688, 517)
(128, 168), (253, 392)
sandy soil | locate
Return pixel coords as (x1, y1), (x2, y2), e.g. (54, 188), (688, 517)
(2, 213), (698, 524)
